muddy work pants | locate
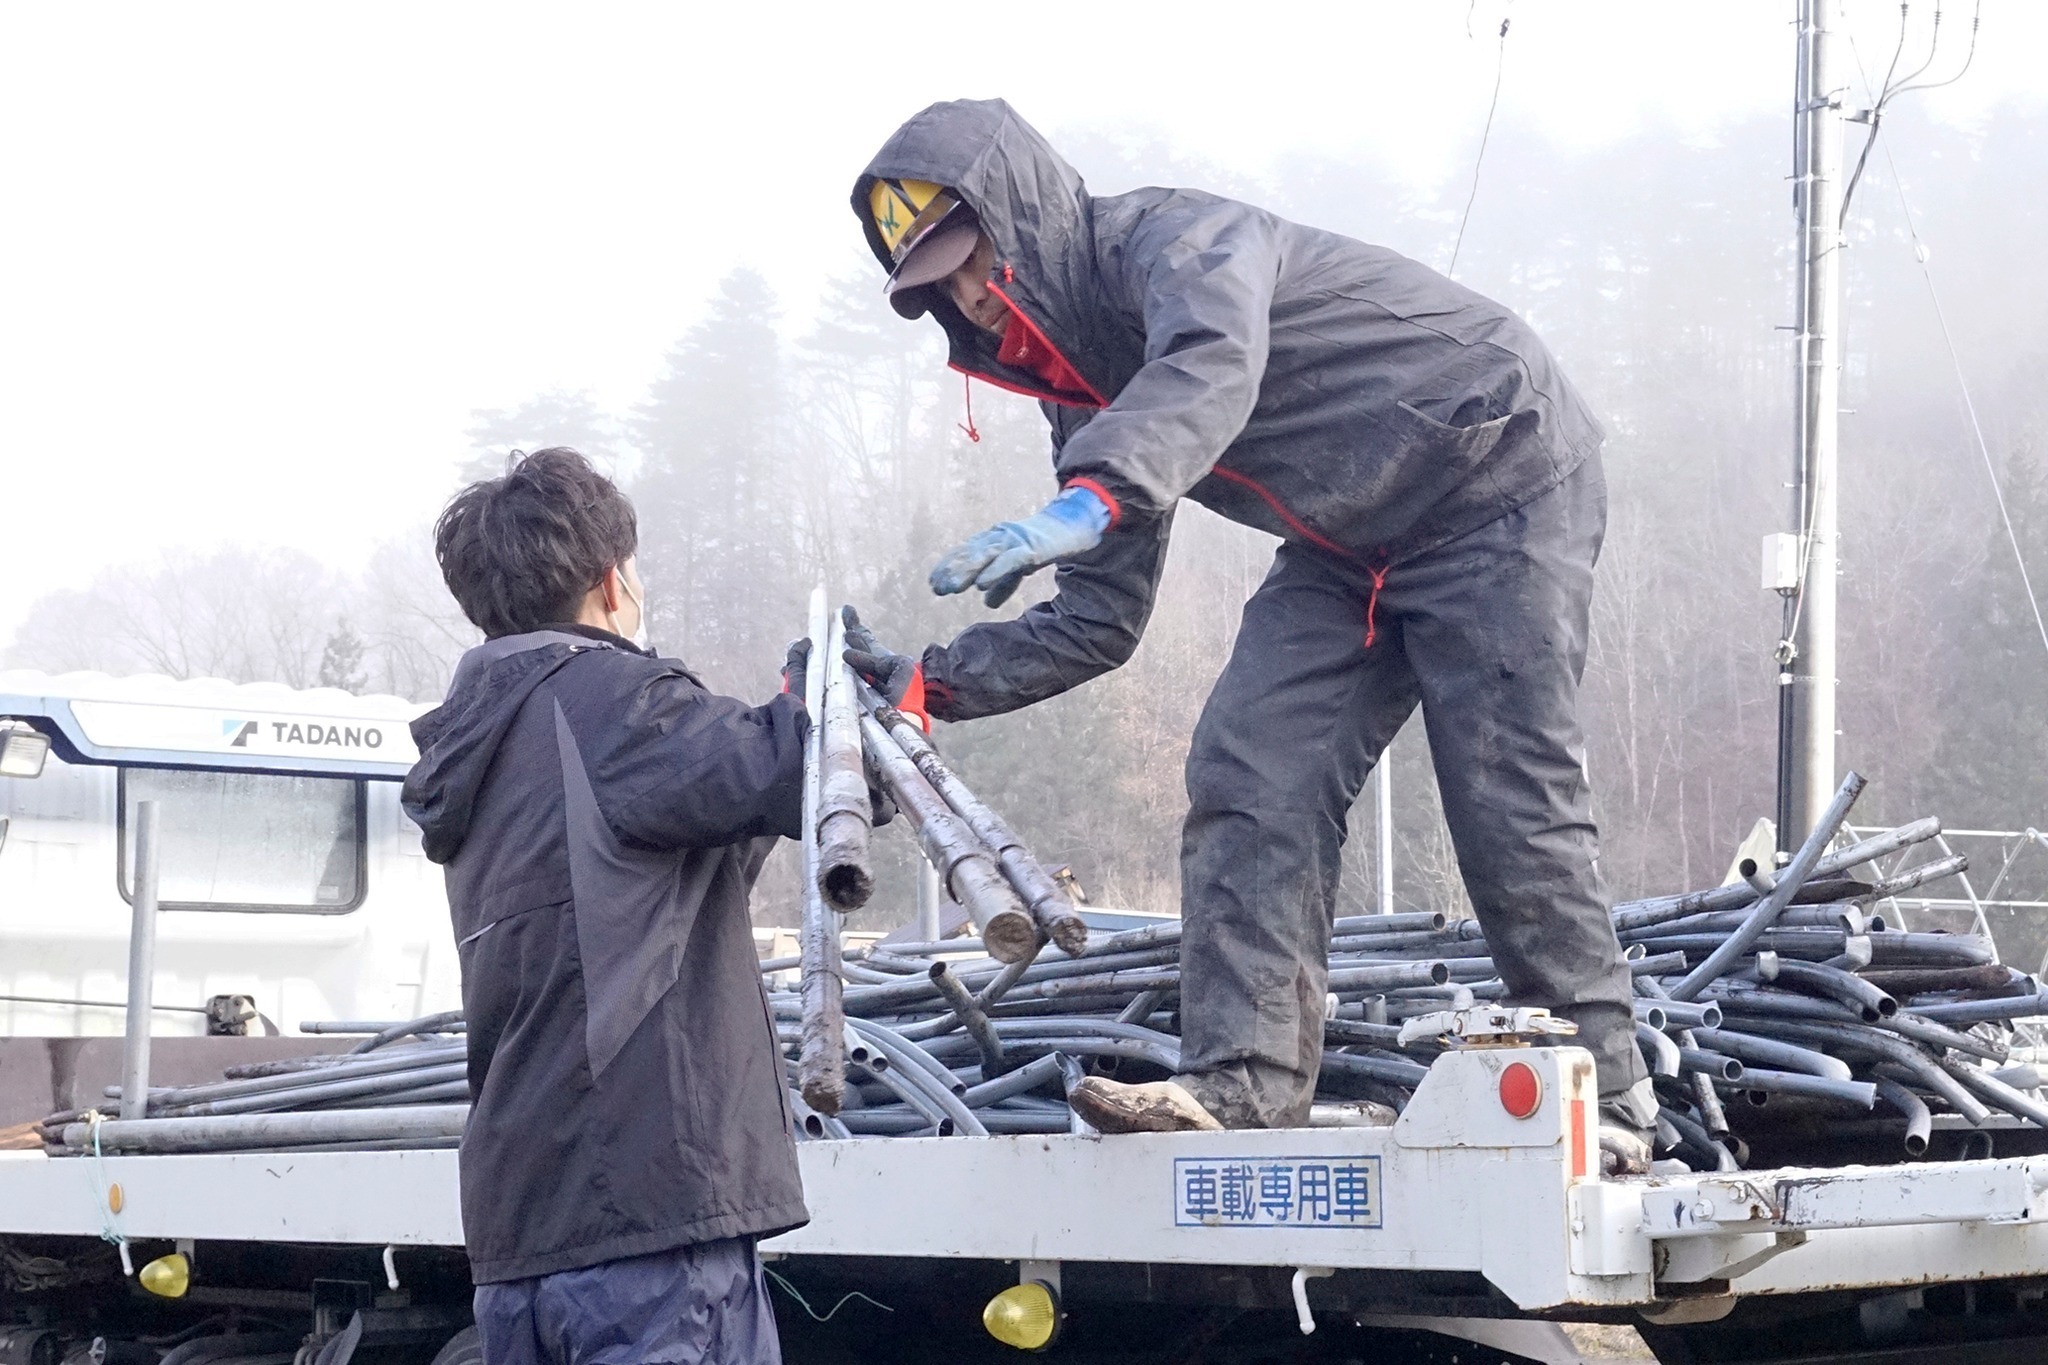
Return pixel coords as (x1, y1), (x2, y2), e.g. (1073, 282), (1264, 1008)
(1174, 455), (1644, 1129)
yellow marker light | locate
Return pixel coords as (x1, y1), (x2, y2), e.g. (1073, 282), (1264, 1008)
(139, 1253), (189, 1299)
(982, 1280), (1060, 1351)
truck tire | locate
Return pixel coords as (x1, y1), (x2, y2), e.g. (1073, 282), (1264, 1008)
(426, 1328), (482, 1365)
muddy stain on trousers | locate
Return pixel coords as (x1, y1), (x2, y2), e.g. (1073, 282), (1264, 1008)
(1174, 455), (1645, 1128)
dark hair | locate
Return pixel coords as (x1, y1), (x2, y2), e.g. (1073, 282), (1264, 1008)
(434, 447), (638, 638)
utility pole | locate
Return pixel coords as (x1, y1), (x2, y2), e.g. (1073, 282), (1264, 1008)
(1374, 755), (1394, 915)
(1775, 0), (1845, 857)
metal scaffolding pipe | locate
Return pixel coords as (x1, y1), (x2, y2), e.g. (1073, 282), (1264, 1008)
(1692, 1027), (1852, 1082)
(928, 962), (1005, 1075)
(1768, 957), (1897, 1021)
(797, 586), (846, 1115)
(1670, 771), (1866, 1000)
(1725, 1068), (1874, 1109)
(858, 709), (1037, 962)
(866, 686), (1087, 955)
(816, 609), (875, 911)
(1870, 1074), (1932, 1156)
(63, 1105), (470, 1154)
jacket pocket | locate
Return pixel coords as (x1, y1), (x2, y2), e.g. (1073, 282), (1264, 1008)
(1387, 399), (1513, 468)
(1287, 401), (1517, 556)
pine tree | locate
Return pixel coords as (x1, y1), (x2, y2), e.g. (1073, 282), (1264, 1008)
(460, 390), (621, 487)
(630, 269), (793, 694)
(317, 619), (369, 693)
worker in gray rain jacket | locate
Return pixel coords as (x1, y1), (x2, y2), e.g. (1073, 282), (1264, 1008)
(845, 98), (1657, 1167)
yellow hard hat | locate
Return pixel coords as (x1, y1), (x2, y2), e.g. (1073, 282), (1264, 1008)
(869, 178), (980, 316)
(869, 178), (960, 262)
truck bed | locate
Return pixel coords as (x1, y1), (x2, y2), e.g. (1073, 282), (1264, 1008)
(8, 1048), (2047, 1321)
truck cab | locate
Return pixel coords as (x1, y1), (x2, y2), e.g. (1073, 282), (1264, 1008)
(0, 669), (460, 1038)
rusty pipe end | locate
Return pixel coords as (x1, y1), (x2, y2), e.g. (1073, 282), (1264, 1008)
(820, 861), (874, 912)
(1047, 913), (1090, 958)
(799, 1076), (844, 1116)
(981, 910), (1043, 965)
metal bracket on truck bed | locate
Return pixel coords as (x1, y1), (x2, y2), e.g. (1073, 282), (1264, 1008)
(1574, 1156), (2048, 1292)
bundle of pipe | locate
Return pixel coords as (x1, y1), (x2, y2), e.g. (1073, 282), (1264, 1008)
(857, 680), (1088, 957)
(853, 680), (1040, 964)
(37, 1033), (472, 1153)
(51, 761), (2046, 1166)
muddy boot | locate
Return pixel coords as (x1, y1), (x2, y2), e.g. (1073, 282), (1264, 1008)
(1598, 1076), (1659, 1176)
(1068, 1077), (1224, 1134)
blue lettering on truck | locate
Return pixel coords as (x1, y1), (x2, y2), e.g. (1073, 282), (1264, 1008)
(1174, 1155), (1381, 1228)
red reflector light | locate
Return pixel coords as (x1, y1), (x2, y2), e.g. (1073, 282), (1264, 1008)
(1499, 1061), (1543, 1119)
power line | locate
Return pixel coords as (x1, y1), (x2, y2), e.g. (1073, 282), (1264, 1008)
(1447, 17), (1510, 279)
(1841, 1), (1981, 228)
(1874, 134), (2048, 659)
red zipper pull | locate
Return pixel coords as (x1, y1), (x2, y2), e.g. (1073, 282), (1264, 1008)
(957, 373), (981, 443)
(1003, 262), (1014, 284)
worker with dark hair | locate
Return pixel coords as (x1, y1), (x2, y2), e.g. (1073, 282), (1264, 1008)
(848, 101), (1657, 1168)
(404, 447), (809, 1364)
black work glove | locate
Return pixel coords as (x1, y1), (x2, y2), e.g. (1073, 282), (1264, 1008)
(780, 637), (811, 701)
(840, 606), (929, 728)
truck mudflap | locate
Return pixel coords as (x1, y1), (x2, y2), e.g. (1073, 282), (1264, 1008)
(7, 1047), (2048, 1316)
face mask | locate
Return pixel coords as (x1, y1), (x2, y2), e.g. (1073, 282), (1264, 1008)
(608, 567), (652, 652)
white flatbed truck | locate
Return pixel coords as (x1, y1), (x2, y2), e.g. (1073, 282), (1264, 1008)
(7, 675), (2048, 1363)
(9, 1045), (2048, 1362)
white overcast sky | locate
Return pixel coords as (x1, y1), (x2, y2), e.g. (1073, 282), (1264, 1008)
(2, 1), (2040, 647)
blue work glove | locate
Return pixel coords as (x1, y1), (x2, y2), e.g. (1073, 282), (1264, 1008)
(928, 485), (1112, 608)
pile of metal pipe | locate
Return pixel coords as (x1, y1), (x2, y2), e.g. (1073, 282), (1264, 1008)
(752, 768), (2048, 1167)
(48, 739), (2045, 1170)
(35, 1032), (473, 1153)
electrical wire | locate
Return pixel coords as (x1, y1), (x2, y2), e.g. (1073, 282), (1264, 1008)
(1841, 1), (1981, 227)
(1841, 11), (2044, 660)
(1872, 134), (2048, 660)
(764, 1266), (895, 1322)
(1447, 16), (1510, 279)
(1887, 0), (1980, 97)
(1840, 1), (1913, 228)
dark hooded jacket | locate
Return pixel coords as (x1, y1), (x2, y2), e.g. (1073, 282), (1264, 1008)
(401, 625), (809, 1284)
(854, 99), (1604, 721)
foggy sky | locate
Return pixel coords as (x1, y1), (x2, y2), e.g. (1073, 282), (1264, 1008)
(2, 1), (2039, 648)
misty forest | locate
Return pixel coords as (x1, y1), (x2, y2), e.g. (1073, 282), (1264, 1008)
(11, 108), (2047, 939)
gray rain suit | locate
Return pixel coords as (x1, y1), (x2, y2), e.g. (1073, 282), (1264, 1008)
(856, 100), (1645, 1123)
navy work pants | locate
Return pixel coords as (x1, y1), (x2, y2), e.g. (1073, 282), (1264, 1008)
(473, 1238), (780, 1365)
